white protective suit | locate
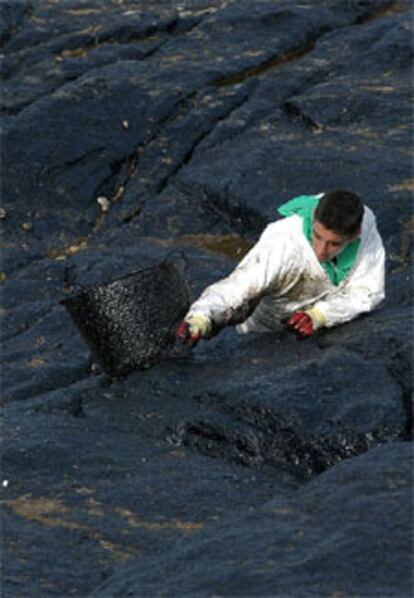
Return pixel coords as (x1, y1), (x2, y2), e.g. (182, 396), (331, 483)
(188, 203), (385, 333)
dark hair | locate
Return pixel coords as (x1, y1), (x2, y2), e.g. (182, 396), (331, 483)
(314, 190), (364, 237)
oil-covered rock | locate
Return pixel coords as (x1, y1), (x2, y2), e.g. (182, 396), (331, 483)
(1, 0), (412, 596)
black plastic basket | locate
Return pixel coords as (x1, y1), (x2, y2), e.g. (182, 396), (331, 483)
(62, 260), (191, 377)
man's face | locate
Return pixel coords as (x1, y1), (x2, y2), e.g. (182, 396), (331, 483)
(312, 220), (352, 262)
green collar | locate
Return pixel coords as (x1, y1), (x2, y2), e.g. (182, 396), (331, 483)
(278, 195), (361, 286)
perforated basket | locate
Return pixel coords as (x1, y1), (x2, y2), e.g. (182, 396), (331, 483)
(62, 260), (191, 376)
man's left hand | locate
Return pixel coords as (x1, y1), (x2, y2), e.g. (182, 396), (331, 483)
(286, 311), (314, 339)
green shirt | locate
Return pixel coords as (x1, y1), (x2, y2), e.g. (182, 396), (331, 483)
(278, 195), (361, 286)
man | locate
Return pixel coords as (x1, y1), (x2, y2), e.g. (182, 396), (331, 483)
(176, 190), (385, 345)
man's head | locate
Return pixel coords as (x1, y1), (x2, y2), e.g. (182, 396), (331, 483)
(312, 190), (363, 262)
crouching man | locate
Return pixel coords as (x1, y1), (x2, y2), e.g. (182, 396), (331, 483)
(177, 190), (385, 345)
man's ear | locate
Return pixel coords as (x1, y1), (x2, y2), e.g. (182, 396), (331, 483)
(348, 228), (361, 242)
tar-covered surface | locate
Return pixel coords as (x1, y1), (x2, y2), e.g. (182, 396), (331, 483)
(1, 0), (413, 596)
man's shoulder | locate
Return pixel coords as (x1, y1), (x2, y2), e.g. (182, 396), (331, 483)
(259, 213), (305, 246)
(266, 213), (303, 233)
(361, 206), (381, 240)
(354, 206), (384, 263)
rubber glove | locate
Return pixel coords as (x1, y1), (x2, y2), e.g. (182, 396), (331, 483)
(176, 313), (212, 347)
(286, 307), (326, 339)
(286, 312), (313, 339)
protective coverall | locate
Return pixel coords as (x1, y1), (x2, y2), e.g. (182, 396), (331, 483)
(186, 195), (385, 335)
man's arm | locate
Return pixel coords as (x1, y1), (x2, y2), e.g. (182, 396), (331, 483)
(309, 222), (385, 329)
(185, 222), (289, 334)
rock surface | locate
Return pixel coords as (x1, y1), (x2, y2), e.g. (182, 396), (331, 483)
(1, 1), (413, 596)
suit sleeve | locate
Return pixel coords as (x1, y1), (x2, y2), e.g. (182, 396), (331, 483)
(312, 222), (385, 328)
(187, 222), (291, 328)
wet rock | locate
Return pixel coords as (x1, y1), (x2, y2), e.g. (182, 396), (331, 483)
(0, 0), (30, 46)
(175, 7), (412, 231)
(2, 372), (296, 596)
(168, 344), (406, 476)
(92, 442), (413, 597)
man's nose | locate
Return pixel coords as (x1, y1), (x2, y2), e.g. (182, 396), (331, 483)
(318, 242), (329, 258)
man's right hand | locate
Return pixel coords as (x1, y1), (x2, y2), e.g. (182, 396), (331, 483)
(176, 313), (212, 347)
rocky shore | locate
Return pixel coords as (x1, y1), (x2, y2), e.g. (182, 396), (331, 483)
(1, 1), (413, 596)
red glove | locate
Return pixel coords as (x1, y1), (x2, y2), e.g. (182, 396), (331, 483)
(286, 312), (314, 339)
(175, 320), (202, 348)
